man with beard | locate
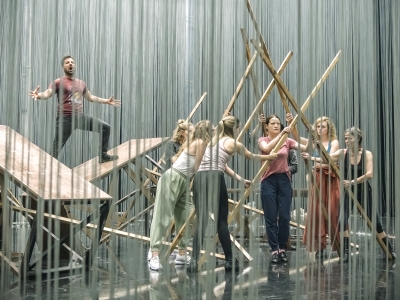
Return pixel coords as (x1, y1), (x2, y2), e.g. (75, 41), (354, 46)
(29, 55), (121, 163)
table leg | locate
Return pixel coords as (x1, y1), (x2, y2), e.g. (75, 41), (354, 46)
(85, 201), (110, 268)
(20, 214), (38, 279)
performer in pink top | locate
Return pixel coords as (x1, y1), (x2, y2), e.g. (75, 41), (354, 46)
(258, 114), (307, 264)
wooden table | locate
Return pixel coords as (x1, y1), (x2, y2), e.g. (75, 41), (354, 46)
(0, 125), (112, 278)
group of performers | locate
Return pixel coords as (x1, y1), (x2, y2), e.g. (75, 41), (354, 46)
(29, 55), (395, 275)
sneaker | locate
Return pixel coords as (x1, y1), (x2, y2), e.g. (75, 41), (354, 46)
(278, 251), (288, 263)
(149, 256), (163, 271)
(175, 253), (191, 265)
(99, 154), (119, 163)
(270, 252), (280, 264)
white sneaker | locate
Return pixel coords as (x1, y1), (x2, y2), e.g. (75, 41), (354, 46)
(149, 256), (163, 271)
(174, 253), (191, 265)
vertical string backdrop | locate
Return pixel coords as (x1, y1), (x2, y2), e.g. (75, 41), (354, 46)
(0, 0), (398, 298)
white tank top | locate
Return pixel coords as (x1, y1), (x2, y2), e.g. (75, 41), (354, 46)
(172, 151), (196, 178)
(198, 137), (232, 172)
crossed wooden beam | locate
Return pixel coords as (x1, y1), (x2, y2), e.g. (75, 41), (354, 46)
(245, 0), (391, 259)
(244, 0), (342, 253)
(194, 0), (343, 269)
(161, 51), (266, 262)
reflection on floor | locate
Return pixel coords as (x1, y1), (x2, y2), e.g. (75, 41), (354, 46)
(1, 217), (397, 300)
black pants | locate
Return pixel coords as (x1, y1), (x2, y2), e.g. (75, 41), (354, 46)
(52, 114), (111, 158)
(260, 173), (292, 252)
(192, 171), (232, 261)
(340, 183), (384, 233)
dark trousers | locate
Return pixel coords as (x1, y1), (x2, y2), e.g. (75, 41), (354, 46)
(192, 171), (232, 261)
(261, 173), (292, 252)
(340, 183), (384, 233)
(52, 114), (111, 158)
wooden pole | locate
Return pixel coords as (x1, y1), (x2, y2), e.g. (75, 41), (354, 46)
(225, 51), (258, 113)
(237, 51), (293, 142)
(252, 43), (391, 258)
(240, 28), (267, 137)
(198, 49), (343, 268)
(186, 92), (207, 122)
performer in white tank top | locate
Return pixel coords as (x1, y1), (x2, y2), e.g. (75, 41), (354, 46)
(189, 116), (278, 273)
(148, 120), (212, 272)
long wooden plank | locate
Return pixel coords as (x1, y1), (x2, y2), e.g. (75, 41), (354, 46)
(198, 51), (340, 268)
(0, 126), (111, 201)
(186, 92), (207, 122)
(0, 251), (19, 276)
(236, 52), (293, 141)
(225, 52), (258, 113)
(240, 28), (268, 137)
(100, 204), (154, 243)
(74, 138), (165, 182)
(102, 227), (226, 260)
(249, 45), (342, 250)
(252, 43), (387, 257)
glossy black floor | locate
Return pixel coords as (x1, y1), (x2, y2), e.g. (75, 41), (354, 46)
(1, 217), (398, 300)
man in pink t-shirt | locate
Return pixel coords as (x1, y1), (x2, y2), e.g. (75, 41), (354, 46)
(29, 55), (121, 163)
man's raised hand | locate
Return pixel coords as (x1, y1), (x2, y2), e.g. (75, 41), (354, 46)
(107, 96), (121, 107)
(29, 86), (40, 101)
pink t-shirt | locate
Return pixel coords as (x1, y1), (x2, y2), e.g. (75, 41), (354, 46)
(258, 136), (296, 182)
(49, 77), (87, 116)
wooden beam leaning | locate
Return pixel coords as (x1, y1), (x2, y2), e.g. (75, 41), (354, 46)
(236, 51), (293, 142)
(247, 28), (340, 249)
(254, 46), (390, 258)
(197, 131), (294, 268)
(240, 29), (268, 137)
(244, 0), (292, 120)
(186, 92), (207, 122)
(225, 51), (258, 113)
(198, 49), (340, 268)
(162, 57), (262, 263)
(252, 42), (343, 251)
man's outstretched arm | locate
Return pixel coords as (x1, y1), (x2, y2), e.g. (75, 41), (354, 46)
(29, 85), (54, 100)
(84, 90), (121, 107)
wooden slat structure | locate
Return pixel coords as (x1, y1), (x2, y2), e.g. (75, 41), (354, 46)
(73, 137), (166, 242)
(0, 125), (112, 278)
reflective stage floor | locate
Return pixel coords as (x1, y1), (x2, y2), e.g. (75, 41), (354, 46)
(1, 217), (398, 299)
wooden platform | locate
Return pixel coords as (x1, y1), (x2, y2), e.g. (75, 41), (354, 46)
(70, 137), (166, 245)
(74, 138), (166, 182)
(0, 125), (112, 278)
(0, 125), (111, 201)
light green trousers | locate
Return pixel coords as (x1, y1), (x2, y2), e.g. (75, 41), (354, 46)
(150, 167), (191, 251)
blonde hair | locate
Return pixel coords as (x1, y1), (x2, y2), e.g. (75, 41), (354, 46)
(173, 120), (213, 160)
(211, 116), (239, 146)
(171, 119), (193, 144)
(314, 116), (337, 141)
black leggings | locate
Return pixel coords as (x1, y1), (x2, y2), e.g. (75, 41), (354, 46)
(340, 183), (384, 233)
(192, 171), (232, 261)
